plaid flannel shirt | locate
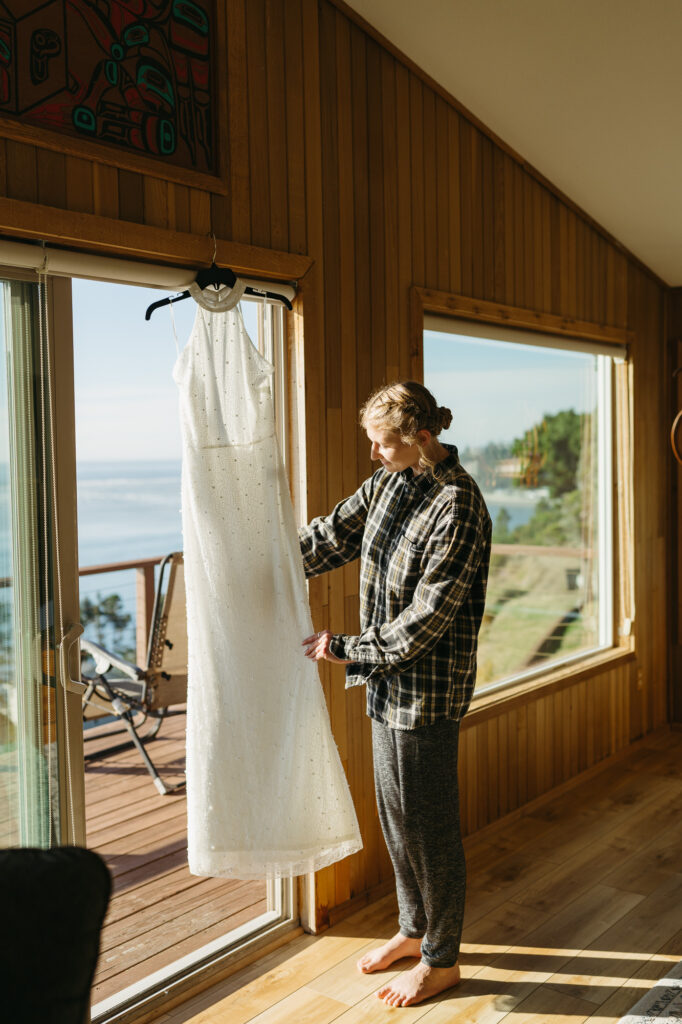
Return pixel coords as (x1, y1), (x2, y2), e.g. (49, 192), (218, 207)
(298, 444), (492, 729)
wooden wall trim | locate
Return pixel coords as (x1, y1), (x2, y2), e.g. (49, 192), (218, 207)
(0, 198), (313, 281)
(327, 877), (395, 929)
(0, 116), (229, 197)
(464, 649), (636, 728)
(328, 0), (666, 290)
(413, 286), (634, 346)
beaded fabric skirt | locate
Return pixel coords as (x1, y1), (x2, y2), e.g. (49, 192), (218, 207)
(174, 302), (362, 879)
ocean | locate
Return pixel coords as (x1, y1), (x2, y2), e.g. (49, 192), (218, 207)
(77, 460), (183, 655)
(484, 491), (545, 533)
(77, 459), (183, 567)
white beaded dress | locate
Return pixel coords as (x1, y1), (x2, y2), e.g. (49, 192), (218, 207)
(173, 290), (362, 879)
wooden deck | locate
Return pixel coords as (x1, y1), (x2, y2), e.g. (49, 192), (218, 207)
(85, 708), (267, 1005)
(153, 727), (682, 1024)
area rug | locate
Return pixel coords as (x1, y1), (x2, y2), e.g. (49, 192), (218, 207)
(619, 960), (682, 1023)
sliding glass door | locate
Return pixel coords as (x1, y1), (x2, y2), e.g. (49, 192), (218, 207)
(0, 272), (83, 849)
(1, 260), (299, 1019)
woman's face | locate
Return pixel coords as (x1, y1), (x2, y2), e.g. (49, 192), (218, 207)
(365, 422), (422, 474)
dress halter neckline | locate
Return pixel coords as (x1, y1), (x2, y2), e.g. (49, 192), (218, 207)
(188, 278), (247, 312)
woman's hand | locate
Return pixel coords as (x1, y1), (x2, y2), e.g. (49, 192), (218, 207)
(302, 630), (353, 664)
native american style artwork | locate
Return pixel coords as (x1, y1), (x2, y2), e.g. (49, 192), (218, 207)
(0, 0), (214, 174)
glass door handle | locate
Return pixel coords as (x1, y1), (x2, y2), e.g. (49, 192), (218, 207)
(58, 623), (87, 695)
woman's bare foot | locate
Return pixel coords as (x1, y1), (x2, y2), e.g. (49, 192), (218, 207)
(356, 932), (423, 974)
(377, 961), (461, 1006)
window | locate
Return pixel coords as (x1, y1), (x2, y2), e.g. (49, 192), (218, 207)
(424, 316), (625, 692)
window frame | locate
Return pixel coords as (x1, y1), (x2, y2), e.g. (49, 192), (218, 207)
(411, 286), (635, 705)
(0, 249), (303, 1024)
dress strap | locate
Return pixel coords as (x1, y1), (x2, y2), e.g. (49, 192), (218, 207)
(169, 297), (180, 356)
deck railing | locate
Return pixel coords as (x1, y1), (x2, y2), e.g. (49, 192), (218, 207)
(78, 554), (167, 664)
(2, 542), (593, 677)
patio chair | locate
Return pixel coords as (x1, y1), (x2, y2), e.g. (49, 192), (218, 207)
(81, 551), (187, 795)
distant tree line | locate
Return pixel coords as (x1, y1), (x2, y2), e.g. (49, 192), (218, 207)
(463, 408), (594, 548)
(80, 593), (136, 662)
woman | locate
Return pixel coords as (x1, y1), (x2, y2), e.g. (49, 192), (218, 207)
(299, 381), (491, 1007)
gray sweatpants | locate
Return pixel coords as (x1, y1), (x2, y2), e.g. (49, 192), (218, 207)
(371, 716), (465, 968)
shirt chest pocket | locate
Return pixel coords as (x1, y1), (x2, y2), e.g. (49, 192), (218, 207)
(386, 526), (427, 595)
(402, 519), (428, 545)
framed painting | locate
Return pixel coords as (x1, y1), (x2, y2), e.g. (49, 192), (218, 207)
(0, 0), (227, 192)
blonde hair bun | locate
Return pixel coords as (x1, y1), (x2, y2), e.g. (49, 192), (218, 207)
(439, 406), (453, 431)
(359, 381), (453, 471)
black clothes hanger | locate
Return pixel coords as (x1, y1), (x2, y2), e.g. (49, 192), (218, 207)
(144, 263), (294, 320)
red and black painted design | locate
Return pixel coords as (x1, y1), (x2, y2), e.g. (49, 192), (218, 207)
(0, 0), (214, 173)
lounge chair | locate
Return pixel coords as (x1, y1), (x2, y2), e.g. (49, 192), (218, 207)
(81, 551), (187, 795)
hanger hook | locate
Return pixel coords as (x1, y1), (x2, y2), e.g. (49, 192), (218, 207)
(210, 231), (217, 265)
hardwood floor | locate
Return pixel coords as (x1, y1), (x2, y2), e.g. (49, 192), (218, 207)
(85, 710), (267, 1004)
(153, 728), (682, 1024)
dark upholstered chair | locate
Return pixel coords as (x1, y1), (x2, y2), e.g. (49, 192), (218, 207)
(0, 846), (111, 1024)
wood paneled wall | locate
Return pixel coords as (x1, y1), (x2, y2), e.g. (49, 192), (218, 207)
(667, 287), (682, 725)
(459, 658), (639, 836)
(0, 0), (671, 930)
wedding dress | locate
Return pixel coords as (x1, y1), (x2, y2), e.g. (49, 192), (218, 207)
(173, 292), (362, 879)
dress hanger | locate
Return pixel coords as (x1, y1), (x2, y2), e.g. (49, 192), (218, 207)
(144, 235), (293, 320)
(144, 264), (293, 320)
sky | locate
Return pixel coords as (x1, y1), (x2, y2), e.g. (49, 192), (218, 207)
(71, 278), (598, 461)
(424, 331), (597, 452)
(72, 279), (259, 462)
